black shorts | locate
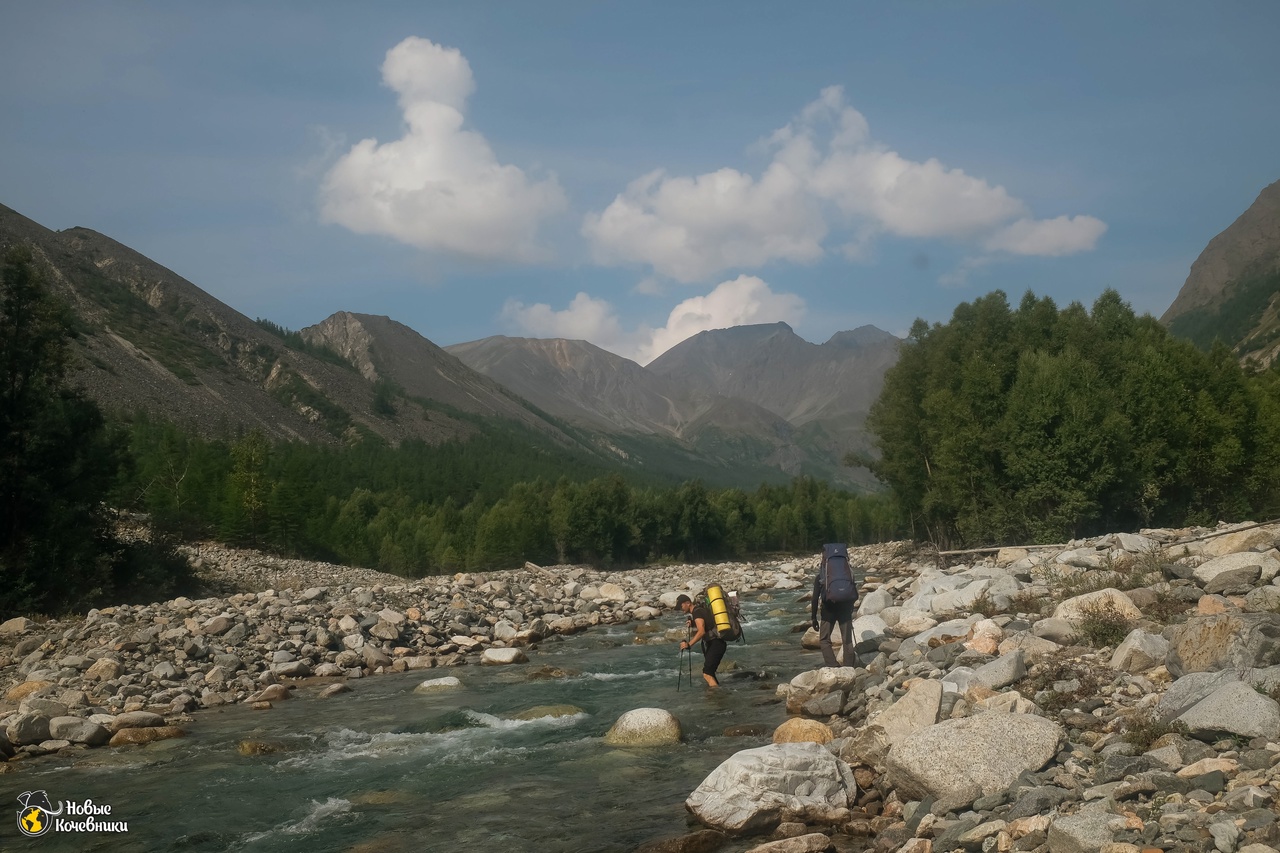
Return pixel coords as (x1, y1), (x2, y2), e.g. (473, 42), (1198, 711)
(701, 637), (728, 678)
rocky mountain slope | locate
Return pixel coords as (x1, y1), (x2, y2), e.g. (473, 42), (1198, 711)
(648, 322), (901, 473)
(445, 335), (697, 435)
(1162, 179), (1280, 363)
(447, 334), (888, 490)
(299, 312), (574, 442)
(0, 203), (523, 448)
(1, 199), (893, 489)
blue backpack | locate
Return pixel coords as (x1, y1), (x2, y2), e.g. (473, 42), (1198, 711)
(820, 543), (858, 604)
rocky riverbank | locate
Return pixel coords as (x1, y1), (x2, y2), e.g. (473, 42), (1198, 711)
(650, 522), (1280, 853)
(3, 522), (1280, 853)
(0, 541), (828, 756)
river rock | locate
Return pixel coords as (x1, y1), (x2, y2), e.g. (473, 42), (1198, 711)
(1047, 805), (1125, 853)
(5, 680), (53, 702)
(741, 833), (835, 853)
(997, 633), (1060, 661)
(84, 657), (123, 681)
(858, 588), (893, 615)
(252, 684), (291, 702)
(1198, 525), (1280, 557)
(108, 726), (186, 746)
(772, 718), (833, 744)
(868, 679), (942, 748)
(6, 713), (51, 745)
(108, 710), (166, 731)
(972, 649), (1026, 689)
(0, 617), (35, 635)
(598, 582), (627, 602)
(414, 676), (463, 694)
(1165, 612), (1280, 675)
(604, 708), (682, 746)
(686, 742), (856, 834)
(1176, 680), (1280, 740)
(635, 829), (731, 853)
(48, 716), (110, 746)
(481, 648), (528, 666)
(884, 712), (1064, 813)
(1109, 628), (1170, 673)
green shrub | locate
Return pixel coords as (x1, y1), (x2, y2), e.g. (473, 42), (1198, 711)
(1121, 712), (1187, 752)
(1075, 601), (1134, 648)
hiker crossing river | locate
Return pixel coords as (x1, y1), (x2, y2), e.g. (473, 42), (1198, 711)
(9, 581), (825, 853)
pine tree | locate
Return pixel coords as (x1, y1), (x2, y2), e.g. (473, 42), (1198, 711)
(0, 245), (123, 615)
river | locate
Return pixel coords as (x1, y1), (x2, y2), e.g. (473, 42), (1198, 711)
(11, 595), (820, 852)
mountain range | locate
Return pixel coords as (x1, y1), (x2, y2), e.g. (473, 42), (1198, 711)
(11, 174), (1275, 496)
(0, 202), (896, 490)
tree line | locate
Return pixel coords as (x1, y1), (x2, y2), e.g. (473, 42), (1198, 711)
(0, 243), (899, 615)
(116, 415), (901, 575)
(866, 288), (1280, 548)
(13, 233), (1280, 616)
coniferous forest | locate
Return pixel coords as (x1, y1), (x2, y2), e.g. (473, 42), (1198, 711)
(114, 414), (900, 576)
(868, 289), (1280, 548)
(8, 242), (1280, 617)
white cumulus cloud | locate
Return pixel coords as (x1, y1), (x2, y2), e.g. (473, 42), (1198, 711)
(983, 215), (1109, 256)
(319, 37), (566, 261)
(500, 292), (625, 344)
(502, 275), (805, 365)
(582, 165), (825, 283)
(584, 85), (1106, 283)
(640, 275), (806, 364)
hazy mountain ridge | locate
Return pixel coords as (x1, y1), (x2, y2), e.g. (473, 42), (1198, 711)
(1162, 179), (1280, 363)
(448, 326), (898, 490)
(299, 312), (576, 443)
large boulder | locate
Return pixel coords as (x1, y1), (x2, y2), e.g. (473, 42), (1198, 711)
(48, 716), (110, 746)
(1198, 525), (1280, 558)
(1192, 550), (1277, 588)
(1176, 681), (1280, 740)
(857, 588), (893, 616)
(686, 742), (856, 834)
(1052, 588), (1142, 622)
(884, 712), (1064, 813)
(604, 708), (682, 747)
(1165, 612), (1280, 676)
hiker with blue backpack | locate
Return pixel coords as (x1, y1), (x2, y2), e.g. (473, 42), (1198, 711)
(812, 543), (859, 667)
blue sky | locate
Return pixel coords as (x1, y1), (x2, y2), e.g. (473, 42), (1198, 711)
(2, 2), (1277, 363)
